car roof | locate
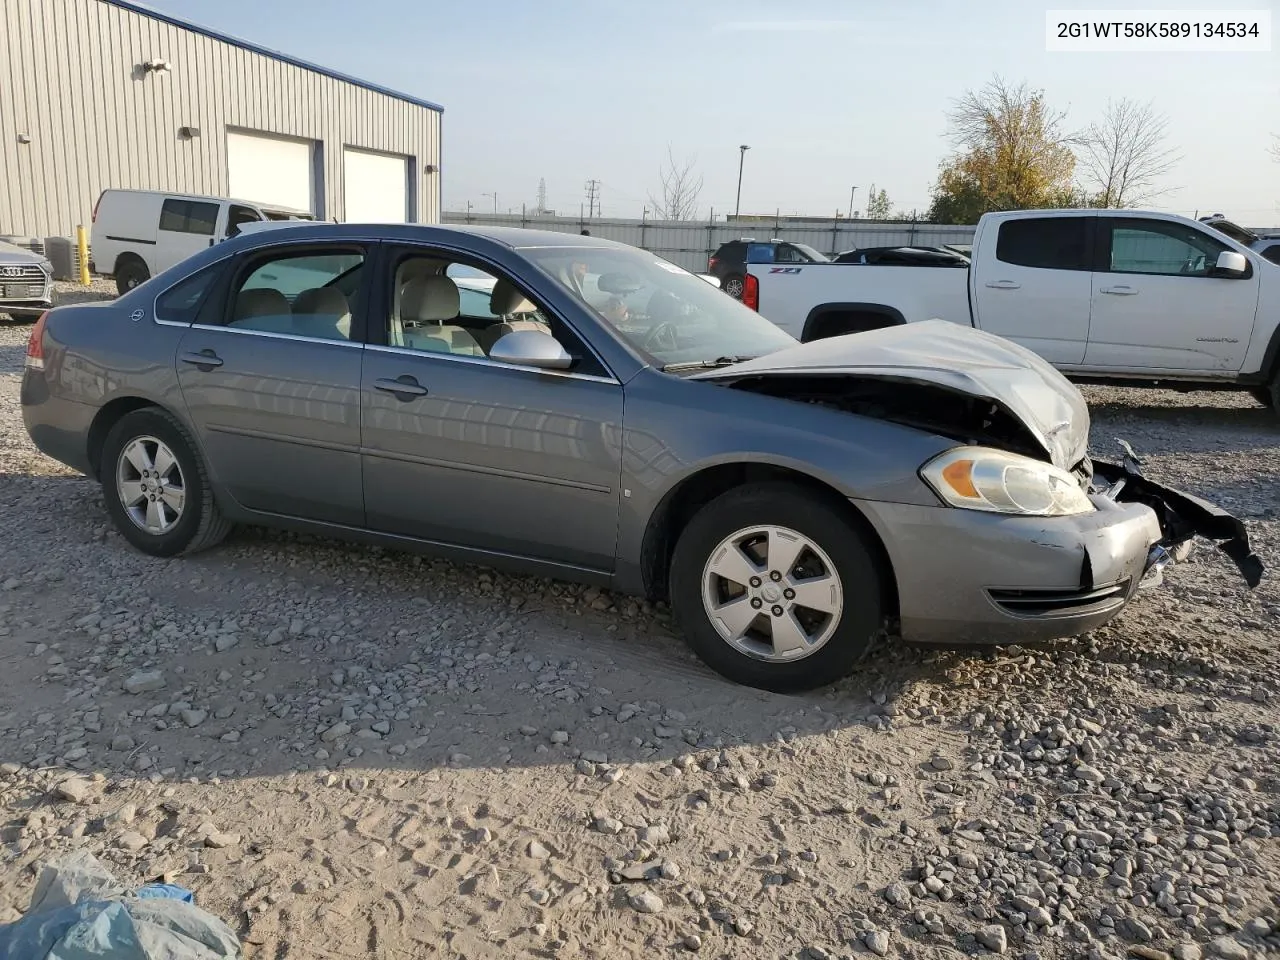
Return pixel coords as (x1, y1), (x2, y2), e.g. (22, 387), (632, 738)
(212, 221), (628, 253)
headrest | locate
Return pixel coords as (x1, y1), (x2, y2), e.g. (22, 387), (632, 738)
(234, 287), (290, 320)
(401, 276), (459, 323)
(293, 286), (349, 317)
(489, 279), (537, 316)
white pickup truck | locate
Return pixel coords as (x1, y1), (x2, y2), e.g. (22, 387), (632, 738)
(741, 209), (1280, 410)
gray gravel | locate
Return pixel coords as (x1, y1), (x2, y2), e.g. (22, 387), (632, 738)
(0, 312), (1276, 958)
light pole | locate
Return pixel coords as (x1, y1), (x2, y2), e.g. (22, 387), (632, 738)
(735, 145), (750, 218)
(847, 186), (858, 219)
(482, 192), (497, 214)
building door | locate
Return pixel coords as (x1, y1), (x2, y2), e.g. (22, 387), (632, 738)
(343, 147), (410, 223)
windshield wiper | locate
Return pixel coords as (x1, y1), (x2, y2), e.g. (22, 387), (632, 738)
(662, 355), (755, 372)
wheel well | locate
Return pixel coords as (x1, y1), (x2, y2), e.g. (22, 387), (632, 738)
(639, 463), (899, 619)
(86, 397), (158, 480)
(802, 304), (905, 343)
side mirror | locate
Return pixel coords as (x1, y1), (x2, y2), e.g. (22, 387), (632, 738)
(1211, 250), (1249, 278)
(488, 329), (574, 370)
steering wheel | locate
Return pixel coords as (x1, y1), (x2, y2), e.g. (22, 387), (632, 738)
(642, 321), (680, 353)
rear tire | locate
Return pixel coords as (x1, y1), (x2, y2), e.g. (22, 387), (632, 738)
(100, 407), (231, 557)
(722, 274), (745, 300)
(668, 482), (886, 692)
(114, 256), (150, 296)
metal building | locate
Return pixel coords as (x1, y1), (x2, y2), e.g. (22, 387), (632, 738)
(0, 0), (443, 240)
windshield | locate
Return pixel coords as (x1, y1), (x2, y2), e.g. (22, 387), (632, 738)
(790, 242), (830, 262)
(525, 245), (798, 368)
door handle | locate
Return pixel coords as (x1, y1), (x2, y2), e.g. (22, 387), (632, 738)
(374, 376), (428, 399)
(1100, 286), (1138, 295)
(180, 349), (223, 369)
(985, 280), (1020, 289)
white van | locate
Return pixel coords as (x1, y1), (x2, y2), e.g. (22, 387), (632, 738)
(90, 189), (314, 295)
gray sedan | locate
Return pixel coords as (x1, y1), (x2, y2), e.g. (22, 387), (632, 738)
(20, 225), (1262, 691)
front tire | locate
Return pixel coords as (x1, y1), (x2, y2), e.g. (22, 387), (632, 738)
(669, 482), (886, 692)
(100, 407), (231, 557)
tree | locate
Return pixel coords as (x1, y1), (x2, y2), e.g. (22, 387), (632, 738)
(1078, 98), (1178, 207)
(865, 184), (892, 219)
(927, 75), (1078, 223)
(648, 145), (704, 220)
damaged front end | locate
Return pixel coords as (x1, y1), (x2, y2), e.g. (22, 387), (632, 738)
(1091, 444), (1264, 590)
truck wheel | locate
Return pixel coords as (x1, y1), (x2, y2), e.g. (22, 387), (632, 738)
(722, 274), (745, 299)
(114, 256), (150, 296)
(668, 482), (886, 693)
(100, 407), (232, 557)
(1251, 378), (1278, 411)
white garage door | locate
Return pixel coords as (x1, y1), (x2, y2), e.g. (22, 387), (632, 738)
(343, 147), (409, 223)
(226, 129), (315, 213)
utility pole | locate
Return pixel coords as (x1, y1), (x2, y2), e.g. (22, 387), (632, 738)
(584, 179), (601, 218)
(482, 192), (497, 214)
(735, 145), (750, 218)
(848, 186), (858, 219)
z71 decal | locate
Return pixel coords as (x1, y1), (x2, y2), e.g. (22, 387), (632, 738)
(768, 267), (802, 274)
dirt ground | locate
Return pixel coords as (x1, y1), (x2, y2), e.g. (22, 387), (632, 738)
(0, 299), (1277, 960)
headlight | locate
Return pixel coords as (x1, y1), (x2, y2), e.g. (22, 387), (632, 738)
(920, 446), (1094, 516)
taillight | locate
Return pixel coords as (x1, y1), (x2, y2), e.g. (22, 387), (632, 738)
(92, 192), (103, 223)
(742, 273), (759, 311)
(708, 256), (718, 271)
(25, 311), (49, 370)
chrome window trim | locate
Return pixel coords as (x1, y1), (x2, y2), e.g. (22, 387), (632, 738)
(364, 342), (620, 384)
(188, 322), (363, 348)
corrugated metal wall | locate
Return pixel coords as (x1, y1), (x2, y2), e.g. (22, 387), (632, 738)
(0, 0), (442, 239)
(440, 213), (977, 272)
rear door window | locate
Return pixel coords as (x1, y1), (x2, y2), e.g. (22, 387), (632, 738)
(995, 217), (1091, 271)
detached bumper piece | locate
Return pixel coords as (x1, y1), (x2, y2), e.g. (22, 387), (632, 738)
(1093, 452), (1264, 589)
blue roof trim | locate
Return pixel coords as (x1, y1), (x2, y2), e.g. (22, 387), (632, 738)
(101, 0), (444, 114)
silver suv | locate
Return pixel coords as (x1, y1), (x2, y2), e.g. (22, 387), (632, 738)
(0, 240), (54, 320)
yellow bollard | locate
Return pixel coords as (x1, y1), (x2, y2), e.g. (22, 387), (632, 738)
(76, 224), (90, 286)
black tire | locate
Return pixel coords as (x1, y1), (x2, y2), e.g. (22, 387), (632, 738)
(100, 407), (232, 557)
(721, 273), (745, 300)
(114, 256), (150, 296)
(1250, 380), (1278, 411)
(668, 482), (886, 693)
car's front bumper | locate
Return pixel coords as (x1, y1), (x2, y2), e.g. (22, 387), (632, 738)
(0, 274), (53, 316)
(854, 464), (1262, 646)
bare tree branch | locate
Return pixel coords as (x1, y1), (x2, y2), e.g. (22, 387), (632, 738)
(1079, 98), (1179, 207)
(648, 145), (704, 220)
(1272, 133), (1280, 162)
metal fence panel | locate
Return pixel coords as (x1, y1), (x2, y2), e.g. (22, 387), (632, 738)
(442, 213), (977, 271)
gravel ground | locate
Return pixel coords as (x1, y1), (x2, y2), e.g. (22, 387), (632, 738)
(0, 307), (1277, 960)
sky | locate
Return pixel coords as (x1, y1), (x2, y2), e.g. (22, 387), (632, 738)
(156, 0), (1279, 224)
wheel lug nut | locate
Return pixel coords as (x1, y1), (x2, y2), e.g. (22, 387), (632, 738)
(771, 605), (784, 617)
(749, 576), (761, 588)
(769, 570), (782, 582)
(750, 598), (762, 609)
(783, 588), (795, 600)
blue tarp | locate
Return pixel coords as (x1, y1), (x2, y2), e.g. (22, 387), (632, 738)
(0, 852), (240, 960)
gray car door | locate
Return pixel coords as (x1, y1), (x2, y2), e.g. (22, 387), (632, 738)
(359, 246), (624, 573)
(174, 242), (371, 526)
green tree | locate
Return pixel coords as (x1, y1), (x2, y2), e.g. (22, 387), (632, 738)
(865, 184), (892, 220)
(928, 76), (1079, 224)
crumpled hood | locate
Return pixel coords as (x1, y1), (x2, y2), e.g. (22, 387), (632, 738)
(692, 319), (1091, 469)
